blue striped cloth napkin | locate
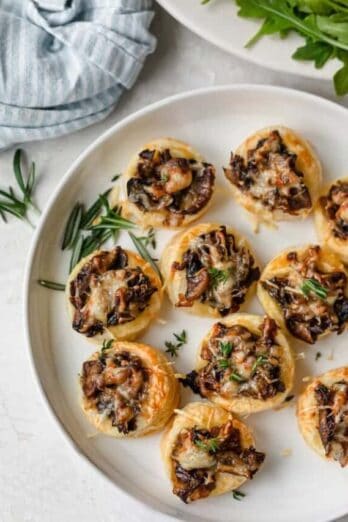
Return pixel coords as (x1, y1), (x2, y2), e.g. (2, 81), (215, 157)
(0, 0), (156, 150)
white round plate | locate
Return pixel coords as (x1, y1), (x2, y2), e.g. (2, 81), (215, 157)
(25, 85), (348, 522)
(157, 0), (339, 80)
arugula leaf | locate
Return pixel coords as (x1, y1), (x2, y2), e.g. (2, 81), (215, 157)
(233, 0), (348, 94)
(292, 40), (334, 67)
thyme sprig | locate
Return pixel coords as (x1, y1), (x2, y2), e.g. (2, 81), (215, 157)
(208, 267), (231, 288)
(165, 330), (187, 357)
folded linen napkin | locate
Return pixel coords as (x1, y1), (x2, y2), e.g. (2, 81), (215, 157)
(0, 0), (156, 150)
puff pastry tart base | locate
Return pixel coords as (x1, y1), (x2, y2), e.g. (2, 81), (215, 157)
(182, 313), (294, 415)
(161, 402), (265, 503)
(161, 223), (260, 318)
(80, 341), (179, 438)
(257, 244), (348, 344)
(66, 247), (163, 343)
(224, 126), (322, 226)
(297, 366), (348, 466)
(314, 176), (348, 264)
(120, 137), (215, 229)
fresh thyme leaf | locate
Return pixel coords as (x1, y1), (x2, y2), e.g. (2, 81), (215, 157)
(220, 341), (233, 357)
(201, 0), (211, 4)
(230, 371), (245, 383)
(301, 278), (328, 299)
(285, 394), (295, 402)
(101, 339), (113, 352)
(315, 351), (322, 361)
(173, 329), (187, 344)
(111, 174), (121, 182)
(38, 280), (65, 291)
(165, 329), (188, 357)
(194, 438), (220, 453)
(62, 203), (83, 250)
(208, 267), (230, 288)
(232, 490), (246, 501)
(137, 227), (157, 249)
(129, 231), (163, 282)
(251, 354), (268, 374)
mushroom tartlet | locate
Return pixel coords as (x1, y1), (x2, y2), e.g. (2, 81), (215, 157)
(298, 367), (348, 467)
(161, 223), (260, 318)
(258, 245), (348, 344)
(161, 402), (265, 503)
(224, 126), (321, 226)
(315, 177), (348, 263)
(120, 138), (215, 228)
(80, 341), (179, 438)
(181, 314), (294, 415)
(67, 246), (162, 342)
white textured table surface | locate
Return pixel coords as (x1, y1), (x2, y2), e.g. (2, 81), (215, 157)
(1, 4), (347, 522)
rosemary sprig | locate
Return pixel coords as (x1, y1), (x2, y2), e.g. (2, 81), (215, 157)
(80, 189), (111, 229)
(38, 280), (66, 291)
(129, 231), (163, 282)
(301, 278), (327, 300)
(232, 490), (246, 501)
(194, 438), (220, 453)
(69, 234), (84, 272)
(62, 203), (83, 250)
(165, 329), (187, 357)
(0, 149), (40, 226)
(13, 149), (39, 213)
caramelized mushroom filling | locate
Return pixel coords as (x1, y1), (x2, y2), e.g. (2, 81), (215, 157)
(261, 246), (348, 344)
(320, 181), (348, 240)
(224, 130), (312, 215)
(171, 422), (265, 503)
(69, 247), (157, 337)
(315, 381), (348, 467)
(182, 317), (285, 401)
(82, 350), (148, 434)
(173, 226), (260, 315)
(127, 148), (215, 222)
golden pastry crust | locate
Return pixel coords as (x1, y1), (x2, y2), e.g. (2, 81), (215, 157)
(80, 341), (179, 438)
(224, 126), (322, 226)
(120, 138), (215, 228)
(66, 247), (163, 343)
(183, 314), (294, 415)
(161, 402), (265, 502)
(314, 176), (348, 264)
(297, 367), (348, 466)
(161, 223), (260, 318)
(257, 244), (348, 344)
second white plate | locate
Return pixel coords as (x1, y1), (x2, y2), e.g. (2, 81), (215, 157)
(157, 0), (338, 80)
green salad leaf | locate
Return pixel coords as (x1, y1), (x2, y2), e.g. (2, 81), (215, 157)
(203, 0), (348, 94)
